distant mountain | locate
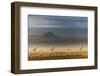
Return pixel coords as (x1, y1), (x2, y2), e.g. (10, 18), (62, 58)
(28, 32), (87, 43)
(41, 32), (59, 39)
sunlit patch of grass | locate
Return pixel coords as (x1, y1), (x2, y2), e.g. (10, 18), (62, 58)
(28, 47), (88, 60)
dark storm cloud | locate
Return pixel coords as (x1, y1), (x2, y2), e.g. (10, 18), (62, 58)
(28, 15), (87, 29)
(28, 15), (88, 39)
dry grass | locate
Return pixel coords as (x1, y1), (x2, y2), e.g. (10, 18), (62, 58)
(28, 47), (88, 60)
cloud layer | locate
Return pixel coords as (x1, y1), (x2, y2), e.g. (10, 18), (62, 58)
(28, 15), (88, 39)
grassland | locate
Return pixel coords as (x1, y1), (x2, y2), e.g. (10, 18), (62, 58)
(28, 47), (87, 60)
(28, 41), (88, 60)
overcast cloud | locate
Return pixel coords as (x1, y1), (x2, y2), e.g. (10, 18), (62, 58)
(28, 15), (88, 39)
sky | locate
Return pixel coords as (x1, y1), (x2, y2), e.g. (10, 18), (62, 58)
(28, 15), (88, 39)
